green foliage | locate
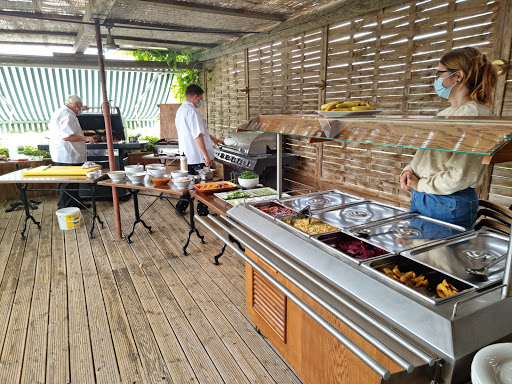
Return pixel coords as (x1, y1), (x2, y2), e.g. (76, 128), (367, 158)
(128, 49), (211, 102)
(0, 148), (8, 157)
(19, 146), (50, 158)
(139, 135), (159, 153)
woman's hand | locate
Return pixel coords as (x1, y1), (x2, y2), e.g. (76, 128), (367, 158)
(407, 174), (419, 191)
(212, 136), (224, 146)
(400, 171), (412, 190)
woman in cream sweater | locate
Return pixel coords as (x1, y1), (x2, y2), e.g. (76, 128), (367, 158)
(400, 47), (498, 228)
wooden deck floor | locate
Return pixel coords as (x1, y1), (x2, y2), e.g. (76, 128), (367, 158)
(0, 195), (304, 384)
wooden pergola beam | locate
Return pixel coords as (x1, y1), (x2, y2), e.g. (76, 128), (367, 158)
(0, 29), (215, 48)
(74, 0), (117, 54)
(196, 0), (408, 61)
(128, 0), (286, 21)
(103, 17), (248, 36)
(0, 53), (201, 71)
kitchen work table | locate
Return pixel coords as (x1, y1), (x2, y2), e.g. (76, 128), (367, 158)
(0, 169), (106, 239)
(98, 178), (204, 254)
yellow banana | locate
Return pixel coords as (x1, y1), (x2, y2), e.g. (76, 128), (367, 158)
(321, 101), (339, 111)
(351, 106), (377, 111)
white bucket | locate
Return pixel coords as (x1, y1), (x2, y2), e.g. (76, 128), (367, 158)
(55, 207), (81, 230)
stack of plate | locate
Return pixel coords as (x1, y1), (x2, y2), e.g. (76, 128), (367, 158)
(471, 343), (512, 384)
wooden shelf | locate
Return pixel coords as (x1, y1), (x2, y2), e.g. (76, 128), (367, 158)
(242, 114), (512, 164)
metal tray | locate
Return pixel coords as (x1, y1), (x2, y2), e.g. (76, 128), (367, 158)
(250, 201), (297, 218)
(348, 214), (468, 254)
(278, 215), (340, 238)
(314, 201), (408, 230)
(311, 230), (391, 265)
(279, 190), (364, 211)
(363, 255), (475, 305)
(401, 230), (509, 290)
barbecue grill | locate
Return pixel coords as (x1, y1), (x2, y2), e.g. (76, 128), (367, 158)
(153, 138), (179, 156)
(214, 131), (297, 188)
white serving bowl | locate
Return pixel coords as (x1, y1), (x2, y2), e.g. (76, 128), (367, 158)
(86, 169), (102, 178)
(124, 164), (144, 174)
(171, 170), (189, 179)
(146, 164), (166, 179)
(107, 171), (126, 183)
(472, 343), (512, 384)
(126, 171), (146, 184)
(173, 177), (192, 189)
(238, 177), (259, 189)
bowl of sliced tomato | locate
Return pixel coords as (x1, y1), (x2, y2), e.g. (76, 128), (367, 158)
(193, 181), (238, 194)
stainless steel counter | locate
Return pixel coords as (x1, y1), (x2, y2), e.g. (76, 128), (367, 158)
(201, 199), (512, 383)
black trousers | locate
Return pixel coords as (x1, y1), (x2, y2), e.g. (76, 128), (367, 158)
(188, 163), (206, 175)
(55, 162), (82, 209)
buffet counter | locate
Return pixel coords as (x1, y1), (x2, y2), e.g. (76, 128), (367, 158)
(197, 190), (512, 384)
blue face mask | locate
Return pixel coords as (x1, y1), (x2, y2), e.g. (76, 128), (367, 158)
(196, 99), (203, 108)
(434, 71), (457, 99)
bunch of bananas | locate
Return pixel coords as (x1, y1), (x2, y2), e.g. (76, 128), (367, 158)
(436, 279), (460, 298)
(321, 100), (377, 111)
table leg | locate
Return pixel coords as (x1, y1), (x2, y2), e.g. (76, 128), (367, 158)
(5, 198), (40, 213)
(213, 234), (245, 265)
(88, 183), (104, 238)
(126, 189), (152, 244)
(182, 195), (205, 256)
(17, 183), (41, 240)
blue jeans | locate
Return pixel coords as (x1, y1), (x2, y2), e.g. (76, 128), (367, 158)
(410, 188), (478, 229)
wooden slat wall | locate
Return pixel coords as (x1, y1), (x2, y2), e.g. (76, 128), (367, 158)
(206, 0), (512, 207)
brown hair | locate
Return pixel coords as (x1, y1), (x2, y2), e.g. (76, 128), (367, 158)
(440, 47), (497, 105)
(185, 84), (204, 97)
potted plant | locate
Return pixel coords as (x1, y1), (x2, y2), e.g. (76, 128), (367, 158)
(238, 171), (259, 189)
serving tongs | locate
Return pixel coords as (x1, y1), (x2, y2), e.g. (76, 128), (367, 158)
(290, 205), (312, 225)
(465, 253), (507, 276)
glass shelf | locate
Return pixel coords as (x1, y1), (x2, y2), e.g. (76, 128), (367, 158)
(240, 114), (512, 157)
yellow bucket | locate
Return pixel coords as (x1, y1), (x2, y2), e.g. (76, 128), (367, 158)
(55, 207), (81, 230)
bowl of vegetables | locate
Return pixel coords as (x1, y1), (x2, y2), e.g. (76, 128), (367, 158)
(238, 171), (259, 189)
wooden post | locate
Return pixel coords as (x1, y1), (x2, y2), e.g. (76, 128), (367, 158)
(95, 20), (122, 239)
(244, 48), (250, 120)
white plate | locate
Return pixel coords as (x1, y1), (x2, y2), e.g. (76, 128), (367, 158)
(472, 343), (512, 384)
(316, 110), (382, 118)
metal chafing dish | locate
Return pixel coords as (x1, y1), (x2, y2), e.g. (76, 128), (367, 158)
(279, 189), (364, 211)
(364, 255), (475, 305)
(348, 214), (468, 254)
(314, 201), (408, 229)
(198, 198), (512, 383)
(401, 230), (509, 290)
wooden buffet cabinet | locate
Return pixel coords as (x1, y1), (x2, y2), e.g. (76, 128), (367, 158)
(245, 249), (402, 384)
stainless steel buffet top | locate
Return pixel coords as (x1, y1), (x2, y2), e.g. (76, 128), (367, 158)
(205, 191), (512, 383)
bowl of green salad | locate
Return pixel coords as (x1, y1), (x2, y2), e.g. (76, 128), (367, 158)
(238, 171), (259, 189)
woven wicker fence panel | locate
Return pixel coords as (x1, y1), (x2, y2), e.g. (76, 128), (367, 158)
(205, 0), (511, 206)
(324, 0), (500, 115)
(247, 29), (323, 118)
(206, 51), (247, 139)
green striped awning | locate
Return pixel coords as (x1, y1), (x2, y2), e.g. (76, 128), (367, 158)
(0, 66), (173, 133)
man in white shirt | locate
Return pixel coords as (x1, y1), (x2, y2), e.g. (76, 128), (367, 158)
(49, 95), (94, 209)
(175, 84), (223, 174)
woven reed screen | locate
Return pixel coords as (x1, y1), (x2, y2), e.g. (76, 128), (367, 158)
(205, 0), (512, 207)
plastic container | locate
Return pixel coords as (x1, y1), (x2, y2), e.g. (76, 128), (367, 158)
(180, 153), (188, 172)
(55, 207), (81, 230)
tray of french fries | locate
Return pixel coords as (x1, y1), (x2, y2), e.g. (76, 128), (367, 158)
(363, 255), (475, 304)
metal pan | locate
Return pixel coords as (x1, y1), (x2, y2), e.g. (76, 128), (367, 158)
(311, 230), (392, 265)
(363, 255), (475, 305)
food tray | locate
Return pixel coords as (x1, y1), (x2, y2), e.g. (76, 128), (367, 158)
(193, 181), (238, 194)
(280, 215), (339, 236)
(311, 230), (390, 265)
(316, 110), (382, 118)
(215, 188), (290, 206)
(315, 201), (408, 230)
(363, 255), (475, 305)
(401, 230), (509, 290)
(280, 189), (363, 211)
(251, 201), (297, 218)
(348, 214), (467, 254)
